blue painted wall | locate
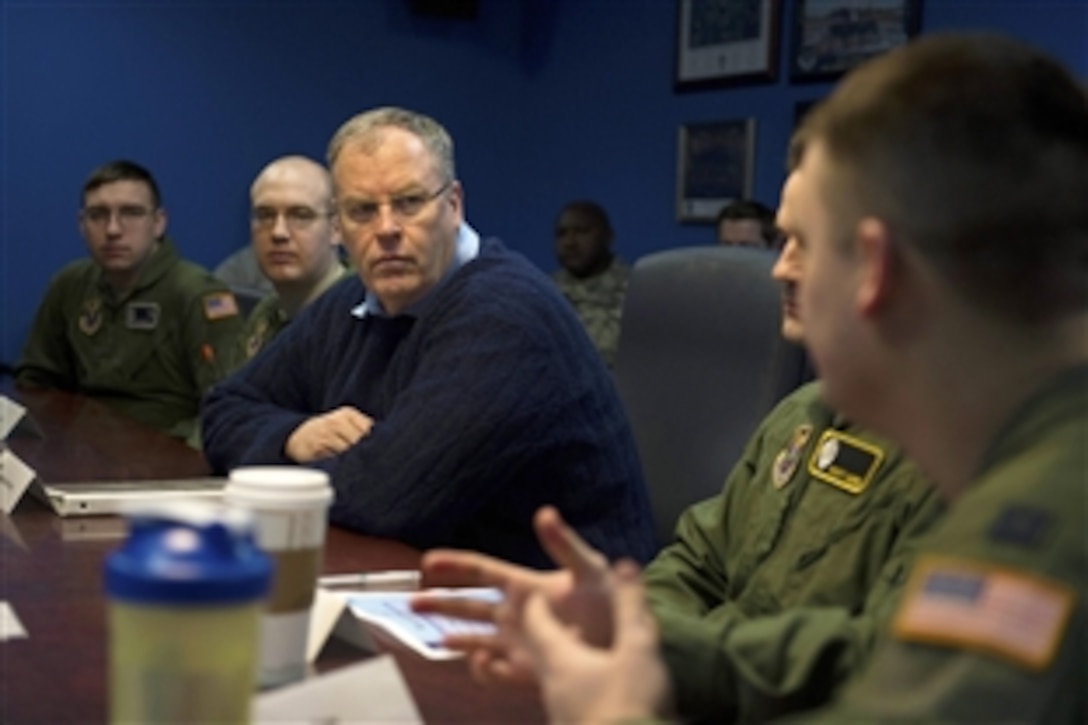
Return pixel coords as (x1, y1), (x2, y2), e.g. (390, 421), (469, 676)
(2, 0), (1086, 363)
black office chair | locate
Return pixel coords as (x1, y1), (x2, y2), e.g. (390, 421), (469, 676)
(613, 246), (812, 548)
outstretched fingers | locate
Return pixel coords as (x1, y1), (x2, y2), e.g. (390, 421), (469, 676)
(410, 592), (499, 624)
(420, 548), (536, 589)
(533, 506), (608, 582)
(609, 560), (657, 651)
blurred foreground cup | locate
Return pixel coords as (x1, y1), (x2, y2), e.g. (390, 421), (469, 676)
(105, 502), (271, 724)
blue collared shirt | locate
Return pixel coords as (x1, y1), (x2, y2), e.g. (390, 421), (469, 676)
(350, 222), (480, 319)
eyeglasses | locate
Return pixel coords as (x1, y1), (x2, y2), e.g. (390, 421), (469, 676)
(81, 205), (153, 227)
(339, 181), (451, 226)
(250, 206), (332, 232)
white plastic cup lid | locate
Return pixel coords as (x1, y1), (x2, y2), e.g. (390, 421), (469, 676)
(225, 466), (333, 509)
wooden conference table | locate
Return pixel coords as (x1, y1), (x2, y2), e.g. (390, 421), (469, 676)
(0, 388), (546, 723)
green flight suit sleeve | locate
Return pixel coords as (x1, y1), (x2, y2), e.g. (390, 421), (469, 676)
(167, 279), (243, 442)
(651, 474), (945, 722)
(14, 270), (78, 389)
(642, 437), (760, 617)
(642, 384), (801, 618)
(799, 489), (1084, 721)
(800, 598), (1083, 723)
(183, 282), (244, 394)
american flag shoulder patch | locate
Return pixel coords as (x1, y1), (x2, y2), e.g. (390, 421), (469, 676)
(202, 291), (239, 321)
(893, 555), (1074, 671)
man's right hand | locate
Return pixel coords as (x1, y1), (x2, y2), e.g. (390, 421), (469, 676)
(411, 506), (615, 685)
(285, 406), (373, 462)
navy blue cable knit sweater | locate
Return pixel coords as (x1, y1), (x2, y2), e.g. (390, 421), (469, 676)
(202, 238), (656, 567)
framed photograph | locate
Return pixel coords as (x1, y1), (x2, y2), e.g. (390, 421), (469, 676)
(676, 119), (755, 223)
(675, 0), (781, 90)
(790, 0), (922, 83)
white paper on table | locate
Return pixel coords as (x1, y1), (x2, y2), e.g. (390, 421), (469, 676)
(347, 588), (501, 660)
(253, 654), (422, 724)
(0, 446), (37, 515)
(1, 601), (27, 641)
(0, 396), (42, 440)
(0, 396), (27, 440)
(306, 587), (377, 662)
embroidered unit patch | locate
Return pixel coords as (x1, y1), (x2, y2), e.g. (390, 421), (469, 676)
(772, 424), (813, 489)
(79, 298), (103, 336)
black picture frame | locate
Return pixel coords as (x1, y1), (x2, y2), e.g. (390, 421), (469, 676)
(675, 0), (781, 90)
(789, 0), (922, 83)
(676, 119), (756, 223)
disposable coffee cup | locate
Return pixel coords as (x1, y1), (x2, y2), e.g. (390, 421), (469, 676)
(224, 466), (334, 689)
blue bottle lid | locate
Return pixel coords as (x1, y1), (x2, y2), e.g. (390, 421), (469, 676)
(105, 502), (272, 605)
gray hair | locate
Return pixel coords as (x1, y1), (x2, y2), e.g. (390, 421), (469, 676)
(326, 107), (456, 183)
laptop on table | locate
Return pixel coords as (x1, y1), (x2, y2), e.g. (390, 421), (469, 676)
(32, 477), (227, 517)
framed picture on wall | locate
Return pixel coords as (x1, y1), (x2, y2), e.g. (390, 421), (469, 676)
(790, 0), (922, 83)
(675, 0), (781, 90)
(676, 119), (755, 223)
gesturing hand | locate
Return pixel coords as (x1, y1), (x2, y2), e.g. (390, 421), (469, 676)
(515, 559), (671, 725)
(411, 506), (615, 684)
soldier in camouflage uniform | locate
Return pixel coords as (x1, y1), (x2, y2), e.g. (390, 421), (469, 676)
(551, 201), (629, 368)
(234, 156), (348, 367)
(15, 160), (242, 442)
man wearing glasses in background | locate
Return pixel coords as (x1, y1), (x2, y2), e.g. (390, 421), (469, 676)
(231, 155), (349, 367)
(202, 107), (657, 567)
(15, 160), (242, 442)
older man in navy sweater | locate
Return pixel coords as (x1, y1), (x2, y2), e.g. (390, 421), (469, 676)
(202, 107), (656, 567)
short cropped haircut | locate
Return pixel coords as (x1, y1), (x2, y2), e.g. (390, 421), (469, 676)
(81, 160), (162, 208)
(796, 32), (1088, 324)
(250, 155), (335, 211)
(326, 106), (456, 183)
(558, 200), (613, 235)
(715, 199), (778, 247)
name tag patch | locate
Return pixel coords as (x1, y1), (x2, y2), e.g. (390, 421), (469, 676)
(806, 429), (883, 494)
(125, 302), (160, 330)
(894, 556), (1073, 671)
